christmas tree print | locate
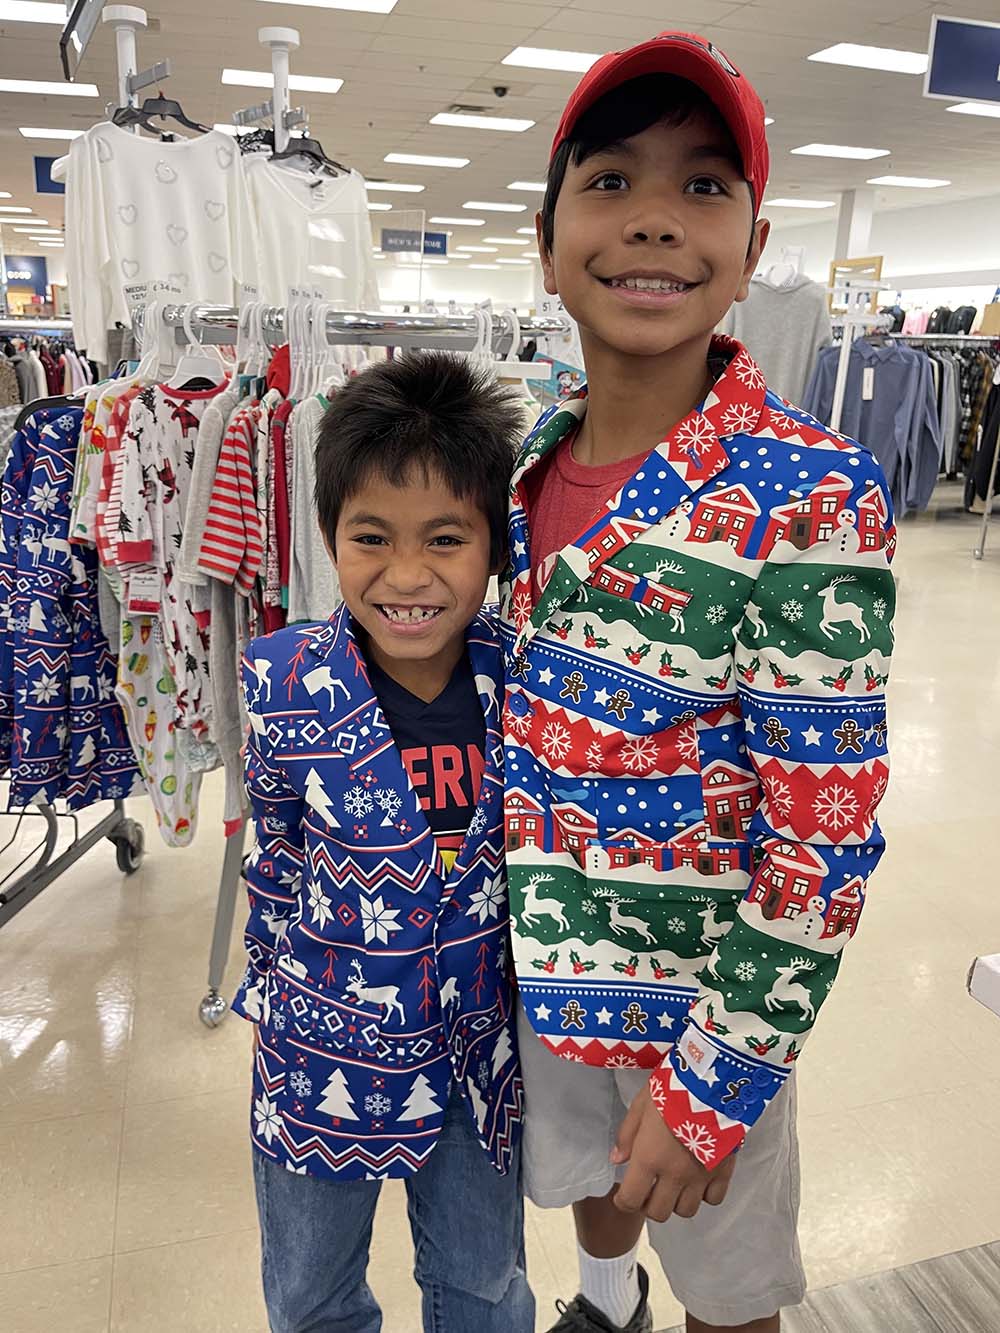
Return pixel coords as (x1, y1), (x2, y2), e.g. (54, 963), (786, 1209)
(397, 1073), (441, 1121)
(317, 1068), (359, 1120)
(491, 1027), (513, 1078)
(304, 767), (340, 826)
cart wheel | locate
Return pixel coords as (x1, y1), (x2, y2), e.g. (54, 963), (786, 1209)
(199, 991), (229, 1028)
(114, 820), (145, 875)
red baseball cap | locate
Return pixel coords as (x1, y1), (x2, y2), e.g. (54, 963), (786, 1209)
(550, 31), (769, 214)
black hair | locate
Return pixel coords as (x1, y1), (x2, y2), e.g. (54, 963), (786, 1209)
(314, 351), (522, 568)
(540, 73), (744, 254)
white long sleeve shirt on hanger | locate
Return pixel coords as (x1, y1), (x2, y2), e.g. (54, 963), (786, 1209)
(64, 123), (255, 364)
(244, 156), (379, 308)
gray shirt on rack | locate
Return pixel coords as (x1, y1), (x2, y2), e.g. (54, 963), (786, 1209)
(720, 273), (833, 403)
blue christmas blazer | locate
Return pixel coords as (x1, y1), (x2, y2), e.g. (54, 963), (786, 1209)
(233, 604), (523, 1180)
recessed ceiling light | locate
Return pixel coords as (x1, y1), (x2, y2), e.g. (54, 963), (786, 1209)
(0, 78), (99, 96)
(257, 0), (397, 11)
(18, 127), (84, 140)
(484, 237), (527, 246)
(765, 198), (836, 209)
(463, 200), (527, 213)
(516, 226), (536, 235)
(764, 117), (775, 126)
(221, 69), (343, 94)
(367, 202), (392, 211)
(502, 46), (598, 73)
(430, 112), (534, 133)
(507, 181), (546, 193)
(468, 263), (501, 270)
(808, 43), (928, 75)
(430, 216), (485, 226)
(457, 245), (498, 253)
(38, 240), (64, 247)
(496, 258), (533, 265)
(0, 192), (10, 199)
(790, 143), (890, 159)
(0, 206), (33, 214)
(366, 181), (425, 193)
(947, 102), (1000, 119)
(0, 3), (66, 24)
(385, 152), (469, 169)
(867, 175), (950, 189)
(373, 253), (387, 259)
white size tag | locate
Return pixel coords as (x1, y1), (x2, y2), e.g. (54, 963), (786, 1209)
(680, 1029), (720, 1080)
(127, 568), (162, 615)
(862, 366), (875, 401)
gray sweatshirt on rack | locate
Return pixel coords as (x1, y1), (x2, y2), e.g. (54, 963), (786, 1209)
(720, 273), (833, 404)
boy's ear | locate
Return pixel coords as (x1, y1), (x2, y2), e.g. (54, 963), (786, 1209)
(322, 531), (338, 566)
(536, 209), (559, 298)
(736, 217), (770, 304)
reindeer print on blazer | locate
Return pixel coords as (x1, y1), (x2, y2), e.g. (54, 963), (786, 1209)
(500, 337), (896, 1169)
(233, 605), (522, 1181)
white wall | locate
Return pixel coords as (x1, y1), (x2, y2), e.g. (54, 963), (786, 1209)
(375, 257), (538, 310)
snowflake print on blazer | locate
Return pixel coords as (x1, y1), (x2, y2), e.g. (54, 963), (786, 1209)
(233, 604), (523, 1180)
(501, 336), (895, 1170)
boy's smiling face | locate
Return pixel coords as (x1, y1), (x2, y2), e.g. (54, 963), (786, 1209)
(331, 470), (493, 695)
(539, 108), (769, 362)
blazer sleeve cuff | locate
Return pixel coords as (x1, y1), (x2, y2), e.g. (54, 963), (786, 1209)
(648, 1062), (747, 1170)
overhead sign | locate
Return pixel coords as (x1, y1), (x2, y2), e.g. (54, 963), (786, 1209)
(380, 228), (448, 257)
(34, 156), (66, 196)
(6, 255), (49, 292)
(925, 15), (1000, 103)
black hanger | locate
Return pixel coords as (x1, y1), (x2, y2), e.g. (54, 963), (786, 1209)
(113, 94), (209, 137)
(269, 132), (348, 176)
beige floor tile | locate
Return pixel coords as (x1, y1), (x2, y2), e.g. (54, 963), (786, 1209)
(115, 1088), (258, 1252)
(0, 1256), (112, 1333)
(0, 1111), (121, 1274)
(126, 984), (255, 1106)
(134, 904), (247, 1001)
(367, 1180), (422, 1326)
(110, 1230), (266, 1333)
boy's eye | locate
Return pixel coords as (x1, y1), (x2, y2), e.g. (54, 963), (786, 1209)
(430, 535), (463, 547)
(686, 176), (727, 196)
(353, 534), (386, 546)
(591, 170), (629, 192)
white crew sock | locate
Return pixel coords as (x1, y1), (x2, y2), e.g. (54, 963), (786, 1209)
(577, 1239), (642, 1328)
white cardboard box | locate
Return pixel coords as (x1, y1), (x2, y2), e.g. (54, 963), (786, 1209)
(967, 954), (1000, 1018)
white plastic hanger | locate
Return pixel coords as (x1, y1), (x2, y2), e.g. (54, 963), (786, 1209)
(494, 306), (551, 381)
(166, 303), (228, 389)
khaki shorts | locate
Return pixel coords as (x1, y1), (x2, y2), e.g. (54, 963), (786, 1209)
(517, 1007), (806, 1327)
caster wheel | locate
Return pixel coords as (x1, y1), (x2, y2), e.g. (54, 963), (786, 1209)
(114, 820), (145, 875)
(200, 992), (229, 1028)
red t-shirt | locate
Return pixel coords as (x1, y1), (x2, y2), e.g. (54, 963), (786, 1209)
(526, 432), (648, 596)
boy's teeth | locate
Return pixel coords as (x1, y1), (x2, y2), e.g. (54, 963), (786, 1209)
(610, 277), (689, 292)
(382, 606), (440, 623)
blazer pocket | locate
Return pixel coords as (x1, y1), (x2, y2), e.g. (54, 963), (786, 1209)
(270, 964), (384, 1059)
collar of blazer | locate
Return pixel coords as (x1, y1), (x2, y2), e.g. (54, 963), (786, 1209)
(293, 603), (506, 885)
(506, 336), (766, 659)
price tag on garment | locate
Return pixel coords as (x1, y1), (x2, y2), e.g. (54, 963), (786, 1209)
(862, 366), (875, 401)
(127, 568), (162, 615)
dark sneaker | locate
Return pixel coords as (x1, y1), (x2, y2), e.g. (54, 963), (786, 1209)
(547, 1264), (653, 1332)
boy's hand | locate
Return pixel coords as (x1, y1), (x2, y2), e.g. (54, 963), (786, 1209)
(610, 1083), (737, 1221)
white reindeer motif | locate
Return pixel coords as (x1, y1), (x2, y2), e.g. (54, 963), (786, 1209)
(439, 976), (460, 1010)
(344, 959), (406, 1025)
(70, 673), (95, 700)
(41, 534), (71, 564)
(302, 664), (349, 711)
(818, 576), (870, 644)
(474, 673), (499, 718)
(764, 957), (816, 1023)
(744, 602), (768, 641)
(22, 533), (42, 568)
(519, 872), (569, 934)
(651, 560), (688, 633)
(247, 656), (273, 705)
(592, 887), (655, 945)
(695, 899), (727, 952)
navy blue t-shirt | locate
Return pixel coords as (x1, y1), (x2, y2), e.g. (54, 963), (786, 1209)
(367, 653), (485, 870)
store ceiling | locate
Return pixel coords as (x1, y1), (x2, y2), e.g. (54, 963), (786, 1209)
(2, 0), (1000, 256)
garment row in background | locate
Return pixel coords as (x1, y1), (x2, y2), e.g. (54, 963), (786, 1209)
(1, 335), (99, 409)
(884, 304), (981, 336)
(62, 121), (379, 365)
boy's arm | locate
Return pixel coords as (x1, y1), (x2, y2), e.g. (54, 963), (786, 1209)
(648, 466), (896, 1169)
(232, 644), (306, 1023)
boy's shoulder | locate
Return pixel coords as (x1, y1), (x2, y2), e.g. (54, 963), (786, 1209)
(754, 386), (887, 487)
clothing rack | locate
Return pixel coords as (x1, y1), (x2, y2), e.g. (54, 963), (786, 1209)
(827, 278), (893, 435)
(186, 299), (569, 1027)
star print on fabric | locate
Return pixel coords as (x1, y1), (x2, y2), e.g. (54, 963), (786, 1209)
(535, 1004), (551, 1021)
(658, 1012), (673, 1029)
(593, 687), (610, 706)
(595, 1007), (613, 1025)
(642, 707), (662, 726)
(514, 539), (526, 557)
(802, 726), (823, 746)
(744, 716), (757, 735)
(537, 667), (554, 685)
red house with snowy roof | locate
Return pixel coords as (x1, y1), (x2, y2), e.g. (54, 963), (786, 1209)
(583, 516), (649, 568)
(551, 800), (598, 865)
(702, 760), (759, 839)
(822, 876), (863, 939)
(856, 483), (890, 553)
(759, 471), (852, 558)
(668, 822), (742, 876)
(505, 788), (545, 853)
(750, 842), (828, 920)
(688, 484), (761, 557)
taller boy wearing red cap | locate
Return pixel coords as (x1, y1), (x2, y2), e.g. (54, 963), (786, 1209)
(500, 32), (895, 1333)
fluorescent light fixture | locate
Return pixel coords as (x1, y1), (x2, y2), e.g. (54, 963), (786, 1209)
(507, 180), (546, 193)
(808, 43), (928, 75)
(0, 192), (10, 199)
(463, 200), (527, 213)
(18, 127), (84, 140)
(373, 253), (387, 259)
(764, 117), (775, 126)
(221, 69), (343, 94)
(430, 216), (485, 226)
(0, 2), (66, 23)
(947, 102), (1000, 119)
(257, 0), (396, 10)
(367, 202), (392, 211)
(867, 175), (950, 189)
(457, 245), (498, 253)
(430, 112), (534, 133)
(0, 78), (99, 96)
(366, 181), (425, 193)
(468, 263), (501, 270)
(422, 257), (449, 265)
(765, 198), (836, 209)
(0, 206), (33, 214)
(484, 237), (527, 245)
(385, 152), (468, 169)
(214, 123), (240, 135)
(496, 258), (533, 265)
(791, 143), (890, 159)
(502, 46), (598, 74)
(38, 241), (64, 247)
(516, 226), (536, 235)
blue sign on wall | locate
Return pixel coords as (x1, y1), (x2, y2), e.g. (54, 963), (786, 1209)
(5, 255), (49, 293)
(925, 15), (1000, 104)
(380, 228), (448, 256)
(34, 156), (66, 195)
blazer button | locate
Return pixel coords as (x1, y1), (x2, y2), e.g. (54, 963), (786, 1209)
(508, 693), (529, 717)
(442, 904), (459, 925)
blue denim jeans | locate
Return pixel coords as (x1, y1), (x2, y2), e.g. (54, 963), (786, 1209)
(252, 1084), (534, 1332)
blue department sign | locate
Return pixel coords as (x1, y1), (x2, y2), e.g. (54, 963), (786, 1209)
(925, 14), (1000, 104)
